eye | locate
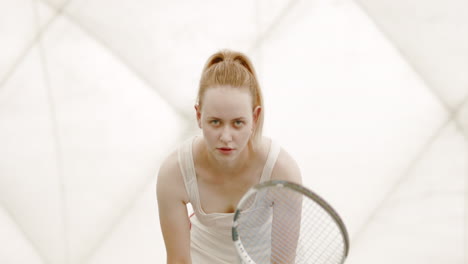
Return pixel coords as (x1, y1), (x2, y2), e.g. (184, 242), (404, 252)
(233, 120), (244, 127)
(210, 120), (220, 126)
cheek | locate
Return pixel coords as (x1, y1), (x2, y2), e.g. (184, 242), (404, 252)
(201, 126), (214, 136)
(239, 125), (254, 140)
(201, 126), (219, 143)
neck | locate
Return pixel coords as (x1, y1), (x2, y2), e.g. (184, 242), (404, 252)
(203, 143), (252, 177)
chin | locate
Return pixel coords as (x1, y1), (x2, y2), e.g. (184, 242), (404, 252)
(213, 152), (238, 162)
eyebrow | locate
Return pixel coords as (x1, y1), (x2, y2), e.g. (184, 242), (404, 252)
(207, 116), (246, 120)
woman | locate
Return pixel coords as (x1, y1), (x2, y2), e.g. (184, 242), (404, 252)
(157, 50), (302, 264)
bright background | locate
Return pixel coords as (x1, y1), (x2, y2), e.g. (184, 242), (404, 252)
(0, 0), (467, 263)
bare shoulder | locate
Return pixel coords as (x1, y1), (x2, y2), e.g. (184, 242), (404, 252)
(157, 149), (192, 262)
(271, 144), (302, 184)
(156, 149), (189, 204)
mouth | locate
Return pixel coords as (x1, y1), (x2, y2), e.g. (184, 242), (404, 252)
(217, 147), (235, 154)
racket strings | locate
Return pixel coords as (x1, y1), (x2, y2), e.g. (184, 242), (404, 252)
(292, 194), (344, 264)
(236, 187), (346, 264)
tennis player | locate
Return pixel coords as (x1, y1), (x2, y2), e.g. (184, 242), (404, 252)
(157, 50), (302, 264)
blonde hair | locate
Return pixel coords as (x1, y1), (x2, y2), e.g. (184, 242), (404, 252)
(197, 50), (264, 150)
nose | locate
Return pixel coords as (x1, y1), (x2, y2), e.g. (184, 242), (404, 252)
(220, 125), (232, 143)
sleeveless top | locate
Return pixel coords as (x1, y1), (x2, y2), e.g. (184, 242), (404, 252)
(178, 136), (281, 264)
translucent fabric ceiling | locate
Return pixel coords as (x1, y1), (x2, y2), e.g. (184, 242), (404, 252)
(0, 0), (466, 263)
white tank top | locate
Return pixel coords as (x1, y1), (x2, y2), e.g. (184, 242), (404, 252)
(178, 136), (281, 264)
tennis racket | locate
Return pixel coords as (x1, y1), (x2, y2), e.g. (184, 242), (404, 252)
(232, 180), (349, 264)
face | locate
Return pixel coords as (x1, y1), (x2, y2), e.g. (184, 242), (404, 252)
(196, 86), (260, 161)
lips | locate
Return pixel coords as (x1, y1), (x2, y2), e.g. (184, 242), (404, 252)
(219, 147), (233, 151)
(217, 147), (234, 154)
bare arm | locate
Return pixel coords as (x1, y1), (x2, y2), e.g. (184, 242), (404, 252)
(271, 148), (302, 264)
(157, 152), (192, 264)
(271, 148), (302, 185)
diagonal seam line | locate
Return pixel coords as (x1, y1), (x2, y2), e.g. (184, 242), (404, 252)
(78, 146), (186, 264)
(20, 1), (193, 261)
(0, 205), (48, 264)
(0, 1), (72, 263)
(351, 0), (460, 121)
(76, 120), (192, 263)
(248, 0), (468, 251)
(352, 103), (467, 245)
(249, 0), (301, 100)
(452, 93), (468, 142)
(351, 116), (447, 244)
(350, 0), (468, 251)
(249, 0), (302, 53)
(0, 0), (73, 96)
(32, 0), (70, 263)
(39, 0), (191, 122)
(352, 94), (468, 244)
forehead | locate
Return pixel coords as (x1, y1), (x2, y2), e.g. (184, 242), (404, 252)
(201, 87), (253, 117)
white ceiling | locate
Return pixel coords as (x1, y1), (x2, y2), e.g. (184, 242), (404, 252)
(0, 0), (466, 263)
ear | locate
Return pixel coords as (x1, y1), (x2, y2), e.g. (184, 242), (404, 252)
(195, 104), (202, 128)
(252, 105), (262, 125)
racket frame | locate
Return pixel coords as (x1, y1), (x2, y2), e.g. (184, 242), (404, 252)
(232, 180), (350, 264)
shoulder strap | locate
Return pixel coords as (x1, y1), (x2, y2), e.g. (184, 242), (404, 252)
(259, 140), (281, 182)
(178, 137), (197, 204)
